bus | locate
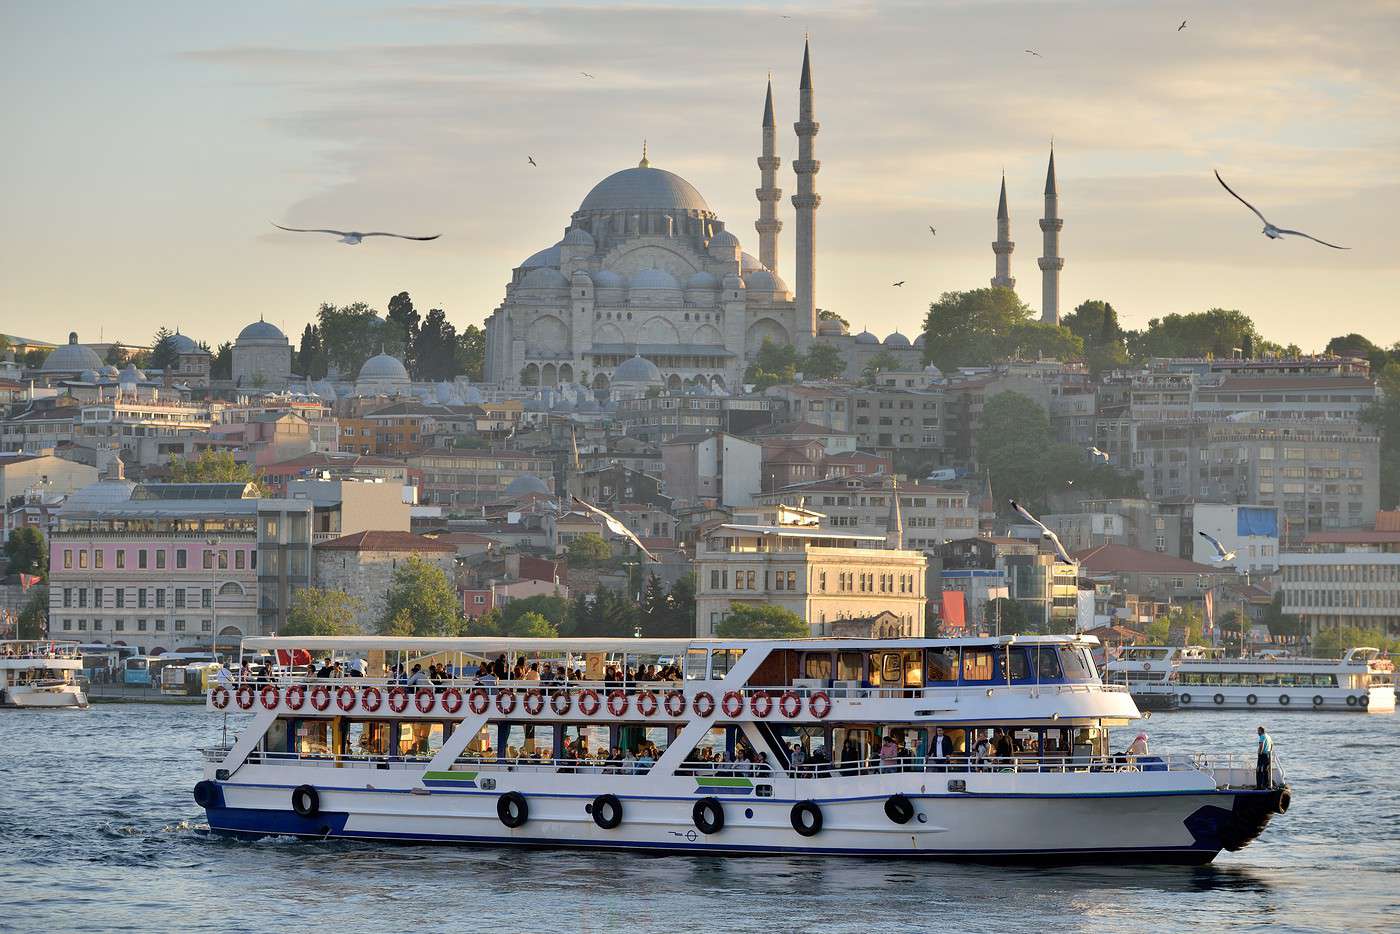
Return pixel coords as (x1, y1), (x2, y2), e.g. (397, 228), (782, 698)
(123, 656), (153, 685)
(161, 660), (221, 696)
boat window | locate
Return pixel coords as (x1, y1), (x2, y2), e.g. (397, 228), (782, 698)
(1041, 727), (1069, 757)
(785, 725), (830, 770)
(936, 727), (967, 755)
(343, 720), (390, 757)
(835, 728), (874, 767)
(399, 722), (444, 758)
(617, 725), (670, 763)
(1034, 646), (1062, 681)
(561, 724), (610, 762)
(961, 648), (995, 682)
(294, 719), (332, 756)
(710, 649), (743, 680)
(925, 647), (959, 684)
(880, 653), (903, 686)
(1006, 648), (1031, 683)
(1011, 727), (1039, 753)
(1057, 646), (1096, 683)
(837, 652), (864, 683)
(903, 651), (924, 688)
(803, 653), (833, 680)
(500, 723), (553, 760)
(265, 718), (288, 754)
(685, 648), (708, 680)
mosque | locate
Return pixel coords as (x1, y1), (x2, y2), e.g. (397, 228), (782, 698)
(482, 40), (1067, 395)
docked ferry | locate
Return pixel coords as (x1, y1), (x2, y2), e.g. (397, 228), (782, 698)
(195, 635), (1290, 864)
(0, 640), (89, 709)
(1105, 646), (1394, 713)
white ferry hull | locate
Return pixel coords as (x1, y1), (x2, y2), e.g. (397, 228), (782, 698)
(1163, 685), (1392, 713)
(198, 765), (1287, 864)
(2, 685), (88, 709)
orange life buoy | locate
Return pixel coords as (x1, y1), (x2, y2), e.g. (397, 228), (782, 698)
(235, 684), (255, 710)
(664, 691), (685, 718)
(495, 687), (517, 715)
(415, 687), (436, 714)
(441, 687), (463, 714)
(210, 686), (230, 709)
(360, 685), (382, 712)
(261, 684), (281, 710)
(285, 684), (306, 710)
(809, 691), (832, 719)
(636, 691), (658, 717)
(749, 690), (773, 718)
(721, 691), (744, 718)
(607, 690), (629, 717)
(387, 686), (409, 713)
(693, 691), (716, 718)
(578, 688), (601, 717)
(779, 690), (802, 718)
(523, 688), (545, 716)
(468, 687), (489, 715)
(309, 684), (331, 712)
(336, 685), (356, 711)
(550, 690), (572, 716)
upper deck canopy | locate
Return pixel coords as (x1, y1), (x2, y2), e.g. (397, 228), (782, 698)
(240, 634), (1100, 655)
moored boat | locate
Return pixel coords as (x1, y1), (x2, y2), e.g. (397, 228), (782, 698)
(1105, 646), (1395, 713)
(0, 640), (89, 709)
(196, 634), (1290, 864)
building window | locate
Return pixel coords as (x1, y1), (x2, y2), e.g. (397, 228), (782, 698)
(176, 550), (187, 570)
(203, 551), (214, 570)
(137, 620), (147, 632)
(63, 549), (73, 569)
(235, 550), (245, 570)
(116, 589), (125, 608)
(156, 550), (166, 570)
(155, 620), (165, 631)
(115, 550), (125, 569)
(94, 550), (103, 570)
(202, 589), (212, 609)
(174, 620), (186, 632)
(138, 550), (148, 570)
(137, 589), (147, 609)
(202, 620), (212, 632)
(155, 589), (165, 608)
(115, 620), (125, 632)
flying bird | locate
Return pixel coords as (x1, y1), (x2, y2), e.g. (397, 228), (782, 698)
(892, 280), (905, 287)
(1178, 19), (1187, 30)
(271, 224), (439, 245)
(928, 225), (937, 235)
(1214, 170), (1349, 249)
(574, 497), (658, 562)
(1198, 531), (1237, 564)
(1010, 499), (1074, 564)
(528, 156), (538, 167)
(580, 72), (595, 79)
(1024, 49), (1042, 57)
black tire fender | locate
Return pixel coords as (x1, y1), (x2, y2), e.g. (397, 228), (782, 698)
(692, 796), (724, 835)
(790, 800), (823, 837)
(591, 793), (623, 830)
(884, 793), (915, 825)
(497, 791), (529, 828)
(1213, 693), (1225, 705)
(1246, 694), (1258, 706)
(193, 780), (218, 809)
(291, 784), (319, 818)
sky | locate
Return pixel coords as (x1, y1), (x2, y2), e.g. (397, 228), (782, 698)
(3, 0), (1398, 352)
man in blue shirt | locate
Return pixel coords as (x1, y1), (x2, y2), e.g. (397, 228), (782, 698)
(1256, 726), (1274, 789)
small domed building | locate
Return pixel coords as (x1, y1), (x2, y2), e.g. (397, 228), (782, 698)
(232, 317), (292, 389)
(355, 350), (412, 397)
(40, 332), (104, 379)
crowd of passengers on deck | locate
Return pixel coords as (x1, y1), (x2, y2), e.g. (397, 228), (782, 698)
(230, 654), (684, 688)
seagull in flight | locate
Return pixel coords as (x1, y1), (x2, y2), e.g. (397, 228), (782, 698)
(1178, 19), (1187, 31)
(1198, 531), (1237, 564)
(928, 225), (937, 235)
(1025, 49), (1042, 57)
(574, 497), (657, 562)
(892, 280), (905, 287)
(1010, 499), (1074, 564)
(1214, 170), (1349, 249)
(272, 224), (440, 245)
(528, 156), (538, 167)
(580, 72), (595, 79)
(1088, 446), (1110, 462)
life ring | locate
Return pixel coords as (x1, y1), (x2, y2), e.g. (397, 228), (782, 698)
(468, 687), (489, 715)
(360, 685), (382, 713)
(387, 686), (409, 713)
(635, 691), (658, 717)
(1346, 695), (1358, 707)
(607, 690), (629, 717)
(235, 684), (255, 710)
(663, 691), (685, 718)
(1213, 693), (1225, 706)
(779, 690), (802, 718)
(336, 685), (356, 712)
(1313, 695), (1324, 707)
(523, 688), (545, 716)
(884, 794), (915, 825)
(578, 689), (601, 717)
(809, 691), (832, 720)
(291, 784), (319, 818)
(285, 684), (306, 711)
(441, 687), (463, 714)
(692, 691), (716, 718)
(550, 691), (573, 716)
(310, 684), (332, 712)
(415, 687), (436, 714)
(749, 690), (773, 719)
(261, 684), (281, 710)
(1246, 694), (1258, 706)
(497, 791), (528, 829)
(790, 800), (822, 837)
(210, 686), (230, 709)
(721, 691), (744, 719)
(1180, 693), (1192, 705)
(1279, 694), (1291, 706)
(591, 793), (623, 830)
(692, 797), (724, 835)
(496, 687), (517, 715)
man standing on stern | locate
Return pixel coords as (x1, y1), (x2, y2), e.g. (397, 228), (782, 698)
(1256, 726), (1274, 790)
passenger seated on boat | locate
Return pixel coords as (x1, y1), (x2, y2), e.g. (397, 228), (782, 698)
(406, 664), (429, 686)
(523, 663), (541, 682)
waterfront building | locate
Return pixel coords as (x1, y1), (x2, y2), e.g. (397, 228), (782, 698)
(313, 530), (457, 631)
(1279, 511), (1400, 641)
(0, 450), (97, 542)
(660, 432), (762, 508)
(751, 475), (978, 549)
(408, 450), (556, 513)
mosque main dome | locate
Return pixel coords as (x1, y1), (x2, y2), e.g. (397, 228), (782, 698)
(578, 165), (713, 215)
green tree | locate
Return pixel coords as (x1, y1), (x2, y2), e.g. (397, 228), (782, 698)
(567, 587), (638, 637)
(297, 324), (326, 379)
(922, 288), (1083, 371)
(1312, 625), (1399, 658)
(499, 594), (569, 632)
(1361, 362), (1400, 509)
(566, 532), (612, 567)
(167, 449), (260, 488)
(982, 597), (1032, 635)
(4, 527), (48, 578)
(282, 587), (362, 636)
(1261, 591), (1303, 640)
(714, 603), (808, 638)
(817, 308), (848, 328)
(380, 555), (459, 636)
(16, 588), (47, 640)
(150, 326), (179, 372)
(801, 343), (845, 379)
(1127, 308), (1262, 360)
(639, 573), (695, 638)
(416, 308), (460, 381)
(1062, 300), (1129, 376)
(861, 349), (904, 382)
(456, 324), (486, 382)
(385, 291), (421, 376)
(317, 301), (384, 377)
(744, 338), (800, 390)
(1325, 333), (1397, 372)
(384, 607), (416, 637)
(210, 341), (233, 380)
(1144, 607), (1204, 646)
(463, 608), (558, 637)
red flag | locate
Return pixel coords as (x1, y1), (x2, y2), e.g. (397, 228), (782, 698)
(19, 574), (41, 591)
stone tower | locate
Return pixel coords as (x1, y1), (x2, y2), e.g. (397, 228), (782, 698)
(1038, 147), (1063, 324)
(792, 39), (821, 343)
(755, 76), (783, 275)
(991, 173), (1015, 290)
(886, 477), (904, 550)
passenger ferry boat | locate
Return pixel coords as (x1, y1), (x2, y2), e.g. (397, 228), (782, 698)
(195, 635), (1290, 864)
(0, 640), (89, 709)
(1105, 646), (1395, 713)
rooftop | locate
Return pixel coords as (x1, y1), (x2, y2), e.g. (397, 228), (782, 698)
(1071, 543), (1220, 574)
(315, 530), (456, 552)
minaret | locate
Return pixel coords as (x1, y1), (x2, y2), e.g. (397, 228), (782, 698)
(886, 477), (904, 550)
(792, 38), (820, 341)
(755, 75), (783, 274)
(1038, 147), (1064, 324)
(991, 173), (1015, 290)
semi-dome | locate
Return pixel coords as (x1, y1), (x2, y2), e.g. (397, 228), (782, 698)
(744, 269), (789, 293)
(101, 364), (119, 378)
(884, 331), (911, 348)
(168, 330), (203, 354)
(739, 252), (763, 273)
(563, 227), (595, 247)
(591, 269), (624, 289)
(41, 332), (104, 373)
(855, 330), (879, 345)
(913, 334), (927, 348)
(629, 267), (680, 291)
(685, 271), (720, 290)
(119, 363), (146, 383)
(518, 267), (570, 290)
(237, 318), (286, 342)
(817, 318), (847, 336)
(578, 165), (711, 214)
(358, 352), (409, 382)
(613, 353), (662, 383)
(78, 369), (98, 383)
(521, 242), (562, 269)
(505, 474), (551, 497)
